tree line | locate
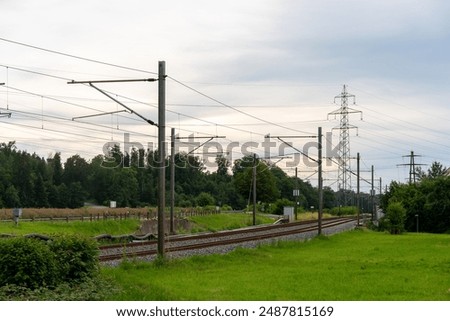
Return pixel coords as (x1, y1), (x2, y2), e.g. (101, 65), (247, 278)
(0, 141), (371, 212)
(4, 139), (447, 231)
(380, 161), (450, 234)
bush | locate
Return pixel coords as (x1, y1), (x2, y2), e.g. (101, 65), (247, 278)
(0, 277), (117, 301)
(221, 204), (233, 211)
(49, 235), (99, 282)
(0, 238), (59, 289)
(0, 235), (99, 290)
(385, 201), (407, 234)
(196, 192), (216, 207)
(327, 206), (358, 216)
(268, 198), (295, 215)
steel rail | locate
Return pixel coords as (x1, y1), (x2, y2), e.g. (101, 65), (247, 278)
(99, 217), (356, 262)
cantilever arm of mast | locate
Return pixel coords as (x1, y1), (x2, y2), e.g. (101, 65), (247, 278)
(175, 136), (226, 156)
(276, 137), (318, 164)
(72, 109), (129, 121)
(68, 78), (157, 84)
(68, 79), (158, 127)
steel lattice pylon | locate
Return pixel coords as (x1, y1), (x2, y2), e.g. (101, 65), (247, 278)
(328, 85), (361, 203)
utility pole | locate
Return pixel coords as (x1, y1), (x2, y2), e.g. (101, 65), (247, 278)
(170, 127), (175, 235)
(371, 165), (374, 221)
(294, 167), (299, 221)
(67, 64), (165, 257)
(328, 85), (361, 205)
(157, 61), (166, 257)
(356, 152), (360, 226)
(253, 153), (257, 226)
(318, 127), (323, 235)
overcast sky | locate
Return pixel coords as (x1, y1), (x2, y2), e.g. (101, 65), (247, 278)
(1, 0), (450, 192)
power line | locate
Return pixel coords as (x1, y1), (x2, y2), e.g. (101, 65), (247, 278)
(0, 37), (158, 75)
(0, 64), (273, 139)
(357, 104), (450, 147)
(0, 64), (71, 82)
(7, 62), (446, 154)
(1, 85), (160, 144)
(99, 87), (270, 137)
(3, 84), (156, 130)
(2, 63), (321, 144)
(352, 85), (450, 124)
(168, 76), (316, 136)
(4, 83), (265, 156)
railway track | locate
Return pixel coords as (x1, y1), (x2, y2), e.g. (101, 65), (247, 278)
(99, 216), (356, 264)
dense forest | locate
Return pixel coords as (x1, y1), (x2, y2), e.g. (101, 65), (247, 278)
(0, 141), (340, 211)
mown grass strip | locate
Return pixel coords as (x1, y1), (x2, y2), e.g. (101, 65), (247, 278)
(102, 229), (450, 301)
(187, 213), (275, 232)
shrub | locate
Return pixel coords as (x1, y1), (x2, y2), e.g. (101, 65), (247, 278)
(385, 201), (407, 234)
(0, 238), (59, 289)
(0, 277), (117, 301)
(268, 198), (295, 215)
(0, 235), (99, 290)
(327, 206), (358, 216)
(196, 192), (216, 207)
(49, 235), (99, 282)
(221, 204), (233, 211)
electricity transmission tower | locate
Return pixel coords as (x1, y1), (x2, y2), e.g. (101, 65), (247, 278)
(397, 151), (425, 184)
(328, 85), (362, 203)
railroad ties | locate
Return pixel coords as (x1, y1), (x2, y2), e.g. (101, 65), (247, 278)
(99, 217), (356, 265)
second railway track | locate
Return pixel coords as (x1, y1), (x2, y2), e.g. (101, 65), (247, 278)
(99, 216), (356, 265)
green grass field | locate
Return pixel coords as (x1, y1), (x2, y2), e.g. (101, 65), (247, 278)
(187, 213), (275, 232)
(0, 219), (142, 237)
(102, 229), (450, 301)
(0, 213), (275, 237)
(2, 215), (449, 300)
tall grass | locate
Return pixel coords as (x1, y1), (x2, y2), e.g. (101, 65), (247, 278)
(102, 229), (450, 301)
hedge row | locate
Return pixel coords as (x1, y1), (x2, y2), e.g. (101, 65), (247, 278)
(0, 236), (99, 290)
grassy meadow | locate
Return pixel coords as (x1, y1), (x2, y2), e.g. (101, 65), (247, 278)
(102, 229), (450, 301)
(187, 213), (275, 232)
(0, 213), (275, 237)
(2, 213), (449, 301)
(0, 219), (142, 237)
